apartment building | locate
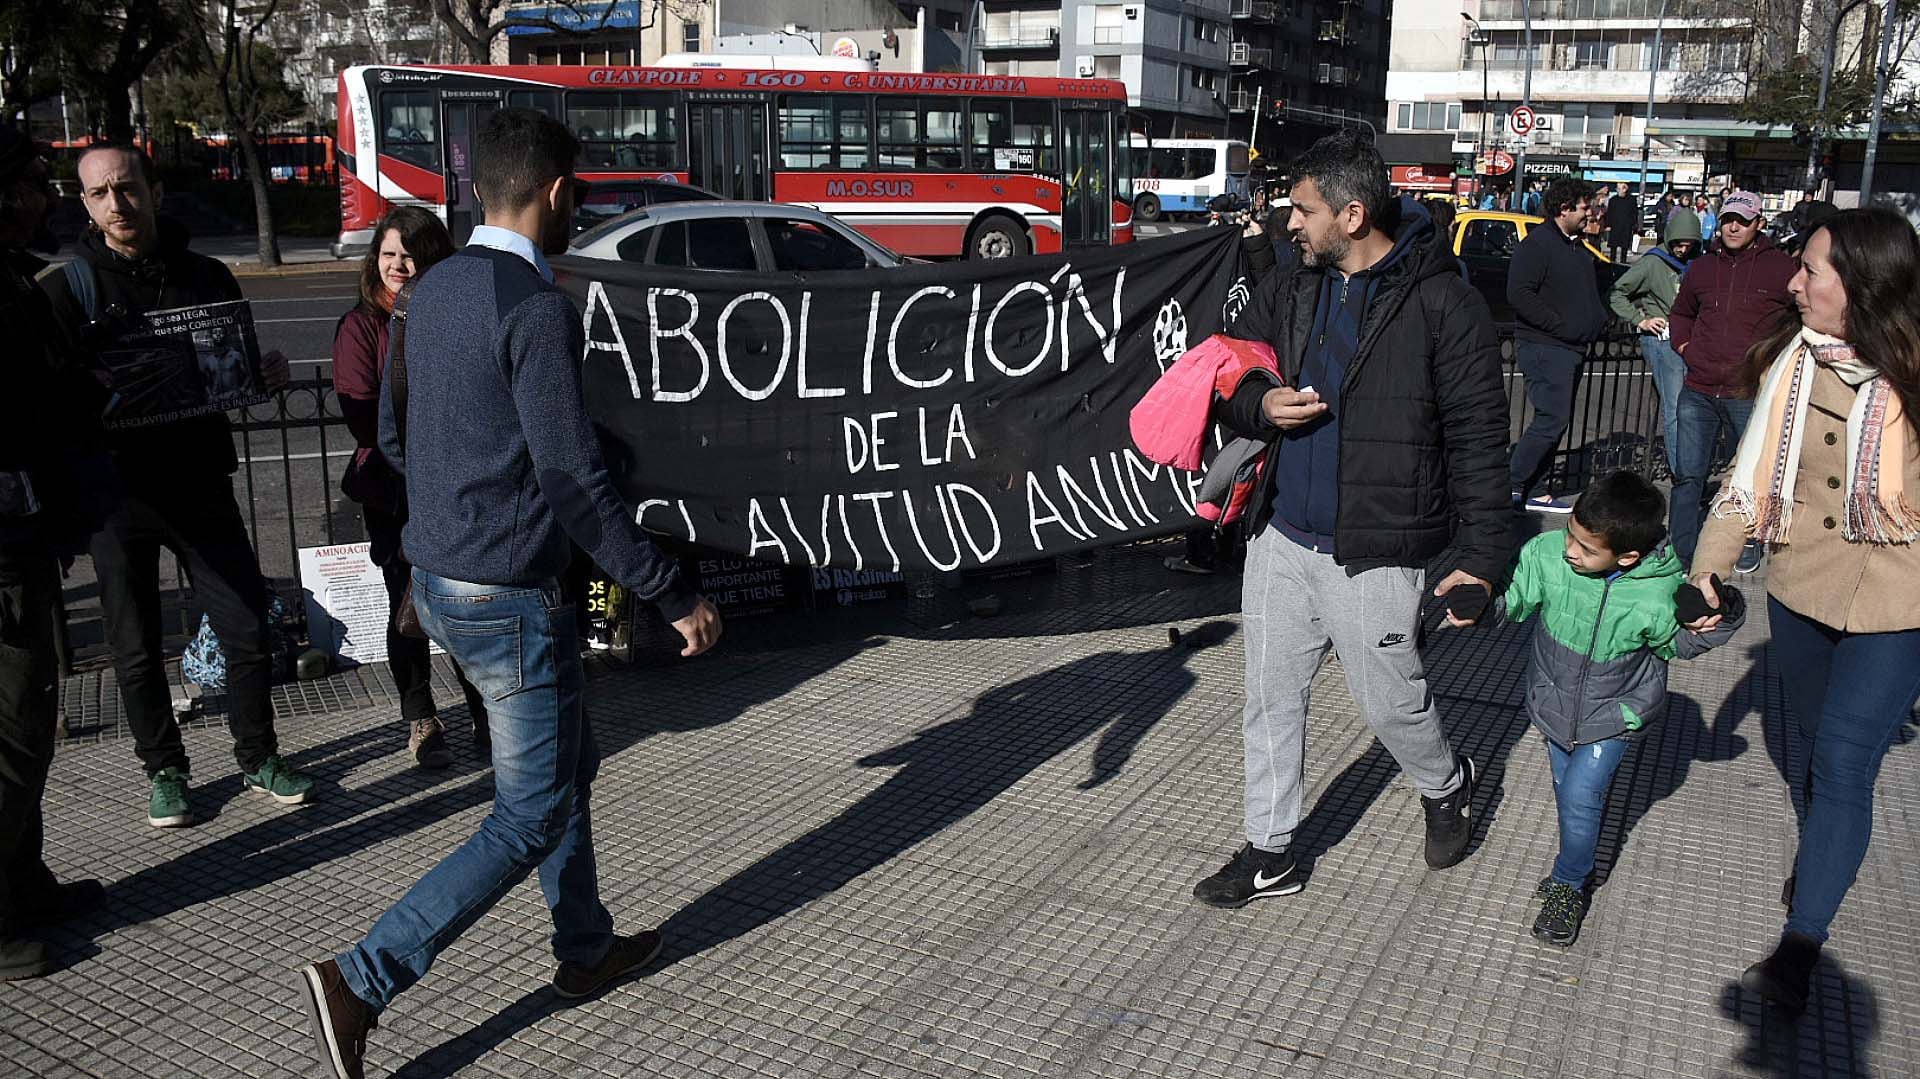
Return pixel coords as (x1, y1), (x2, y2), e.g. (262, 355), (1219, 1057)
(1225, 0), (1391, 165)
(1386, 0), (1753, 196)
(980, 1), (1234, 136)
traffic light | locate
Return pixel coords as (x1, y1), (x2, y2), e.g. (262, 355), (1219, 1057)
(1792, 121), (1813, 148)
(1270, 98), (1287, 116)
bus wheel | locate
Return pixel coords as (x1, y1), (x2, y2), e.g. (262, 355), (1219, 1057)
(969, 214), (1029, 260)
(1134, 193), (1161, 222)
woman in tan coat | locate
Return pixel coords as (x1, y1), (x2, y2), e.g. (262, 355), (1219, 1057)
(1687, 208), (1920, 1015)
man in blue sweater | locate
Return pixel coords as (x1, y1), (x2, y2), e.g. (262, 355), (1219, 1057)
(295, 109), (721, 1078)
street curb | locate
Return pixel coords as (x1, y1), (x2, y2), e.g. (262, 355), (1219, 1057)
(227, 260), (353, 278)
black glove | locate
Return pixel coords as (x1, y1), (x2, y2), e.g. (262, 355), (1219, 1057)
(1675, 574), (1745, 624)
(1445, 583), (1489, 623)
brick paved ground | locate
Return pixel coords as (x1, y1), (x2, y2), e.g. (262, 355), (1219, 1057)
(3, 536), (1915, 1078)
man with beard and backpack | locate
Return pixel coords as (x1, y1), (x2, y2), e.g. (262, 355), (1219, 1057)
(1609, 206), (1702, 476)
(42, 143), (311, 829)
(1189, 131), (1510, 908)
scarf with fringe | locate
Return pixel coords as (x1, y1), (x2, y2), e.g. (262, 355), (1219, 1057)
(1711, 326), (1919, 546)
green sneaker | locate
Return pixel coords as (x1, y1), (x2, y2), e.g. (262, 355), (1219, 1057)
(242, 755), (315, 806)
(147, 767), (195, 828)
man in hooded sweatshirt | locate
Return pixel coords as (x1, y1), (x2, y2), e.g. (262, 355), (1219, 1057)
(42, 144), (312, 830)
(1189, 131), (1510, 908)
(1608, 206), (1701, 477)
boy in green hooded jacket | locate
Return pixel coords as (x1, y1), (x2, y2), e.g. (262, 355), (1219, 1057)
(1502, 472), (1744, 947)
(1609, 208), (1701, 475)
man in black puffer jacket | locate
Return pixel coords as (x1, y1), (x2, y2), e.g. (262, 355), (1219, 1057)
(1190, 132), (1510, 910)
(42, 143), (312, 830)
(1506, 176), (1609, 513)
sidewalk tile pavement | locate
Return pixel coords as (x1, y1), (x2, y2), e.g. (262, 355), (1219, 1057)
(4, 541), (1915, 1078)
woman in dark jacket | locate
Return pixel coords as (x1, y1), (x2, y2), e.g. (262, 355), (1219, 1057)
(332, 207), (488, 769)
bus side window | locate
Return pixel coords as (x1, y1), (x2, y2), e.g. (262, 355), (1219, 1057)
(968, 99), (1052, 173)
(876, 96), (919, 170)
(923, 99), (963, 171)
(566, 91), (676, 171)
(779, 95), (873, 170)
(507, 91), (561, 115)
(379, 91), (438, 171)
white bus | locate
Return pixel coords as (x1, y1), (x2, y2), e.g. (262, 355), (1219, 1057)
(1127, 137), (1251, 221)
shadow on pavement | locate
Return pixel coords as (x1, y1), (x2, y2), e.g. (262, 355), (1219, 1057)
(1719, 956), (1880, 1078)
(646, 620), (1239, 969)
(45, 632), (888, 961)
(1587, 690), (1749, 894)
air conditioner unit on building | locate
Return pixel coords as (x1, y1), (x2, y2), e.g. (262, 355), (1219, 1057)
(1076, 56), (1096, 77)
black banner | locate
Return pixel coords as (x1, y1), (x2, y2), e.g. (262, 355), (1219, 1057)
(555, 227), (1248, 572)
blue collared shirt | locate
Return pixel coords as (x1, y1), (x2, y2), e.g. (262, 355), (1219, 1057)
(466, 225), (554, 283)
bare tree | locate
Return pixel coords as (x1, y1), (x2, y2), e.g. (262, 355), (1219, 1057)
(59, 0), (179, 141)
(181, 0), (299, 267)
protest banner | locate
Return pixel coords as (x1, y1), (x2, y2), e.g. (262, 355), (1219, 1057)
(557, 226), (1249, 573)
(98, 300), (272, 429)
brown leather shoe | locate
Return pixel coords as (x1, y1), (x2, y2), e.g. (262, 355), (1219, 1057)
(296, 958), (376, 1079)
(551, 929), (663, 999)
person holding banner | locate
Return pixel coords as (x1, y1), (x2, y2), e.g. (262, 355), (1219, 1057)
(42, 143), (312, 829)
(295, 109), (721, 1079)
(333, 206), (491, 771)
(1192, 131), (1510, 909)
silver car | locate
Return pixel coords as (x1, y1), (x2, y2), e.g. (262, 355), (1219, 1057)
(567, 200), (904, 271)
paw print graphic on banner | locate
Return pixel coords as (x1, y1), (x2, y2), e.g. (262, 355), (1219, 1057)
(1223, 276), (1251, 326)
(1152, 299), (1188, 373)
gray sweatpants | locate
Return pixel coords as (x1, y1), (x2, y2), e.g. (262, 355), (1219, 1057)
(1241, 525), (1464, 851)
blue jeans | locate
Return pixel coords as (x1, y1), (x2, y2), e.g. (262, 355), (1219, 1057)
(1769, 597), (1920, 943)
(337, 571), (612, 1011)
(1639, 337), (1685, 476)
(1508, 341), (1585, 497)
(1669, 388), (1755, 567)
(1546, 735), (1630, 888)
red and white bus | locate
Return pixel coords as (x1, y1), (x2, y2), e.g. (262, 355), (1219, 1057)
(335, 63), (1138, 261)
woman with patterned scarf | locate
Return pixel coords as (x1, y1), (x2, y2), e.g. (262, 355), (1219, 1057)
(1686, 208), (1920, 1016)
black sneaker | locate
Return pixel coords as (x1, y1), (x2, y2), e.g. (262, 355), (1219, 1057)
(552, 929), (664, 999)
(1192, 843), (1304, 908)
(1735, 540), (1764, 575)
(1531, 878), (1588, 947)
(0, 936), (49, 981)
(1421, 756), (1477, 869)
(1741, 931), (1821, 1016)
